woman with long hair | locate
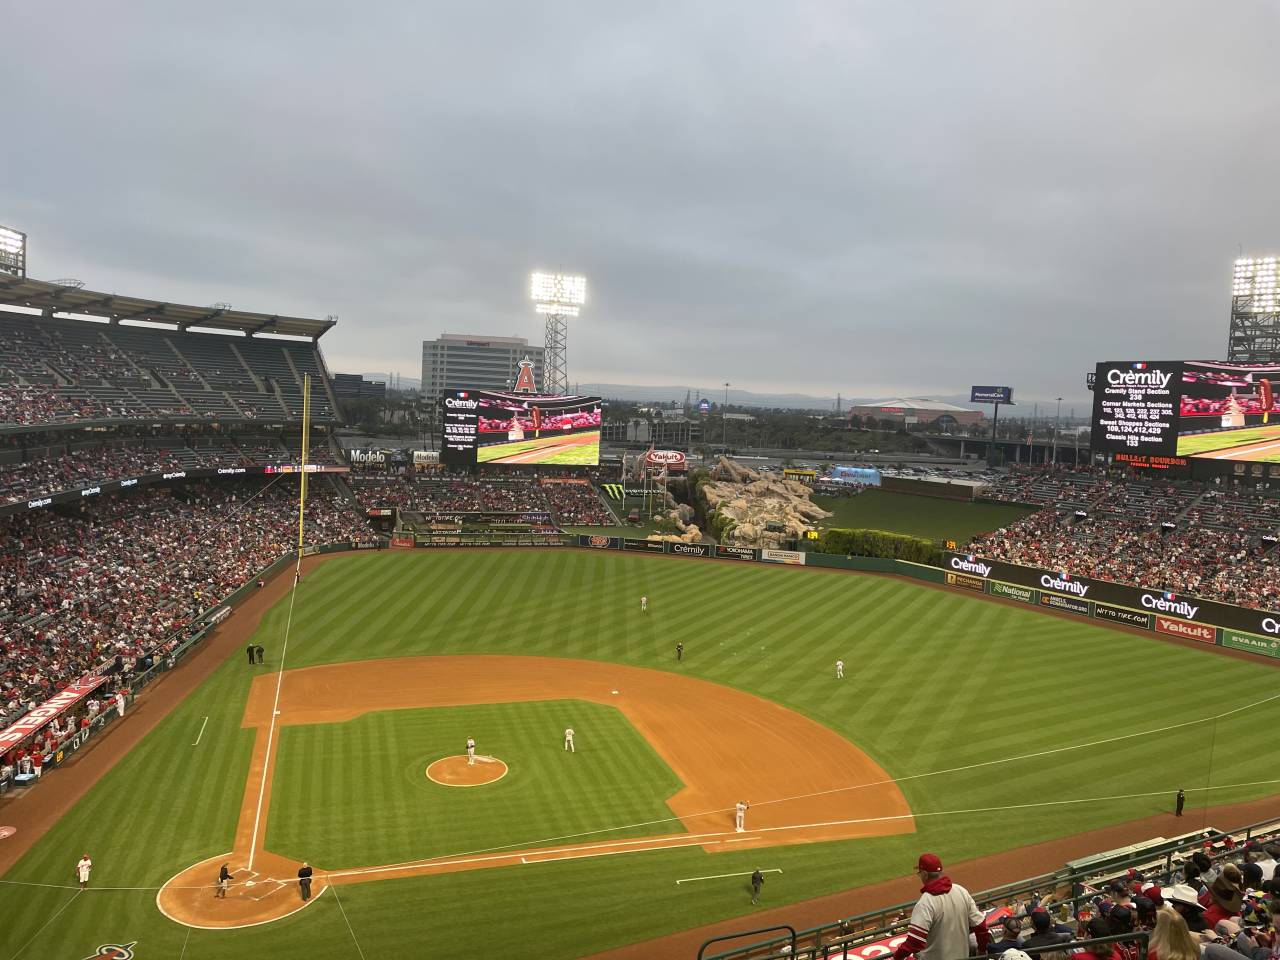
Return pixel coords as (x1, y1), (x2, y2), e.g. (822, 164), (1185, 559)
(1147, 906), (1199, 960)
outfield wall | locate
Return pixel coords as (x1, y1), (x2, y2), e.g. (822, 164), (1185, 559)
(940, 552), (1280, 661)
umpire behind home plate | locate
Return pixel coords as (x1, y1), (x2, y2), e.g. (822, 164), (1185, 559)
(298, 862), (314, 901)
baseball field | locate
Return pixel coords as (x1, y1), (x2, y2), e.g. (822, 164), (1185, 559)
(3, 549), (1280, 960)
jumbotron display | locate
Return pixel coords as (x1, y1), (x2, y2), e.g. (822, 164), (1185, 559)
(1092, 360), (1280, 463)
(441, 390), (602, 466)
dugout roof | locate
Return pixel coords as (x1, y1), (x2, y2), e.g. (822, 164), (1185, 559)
(0, 275), (334, 340)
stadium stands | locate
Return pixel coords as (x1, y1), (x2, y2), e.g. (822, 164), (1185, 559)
(348, 475), (617, 526)
(0, 312), (337, 427)
(0, 478), (368, 730)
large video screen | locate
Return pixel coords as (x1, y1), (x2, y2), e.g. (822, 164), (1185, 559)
(1092, 360), (1280, 464)
(441, 390), (601, 467)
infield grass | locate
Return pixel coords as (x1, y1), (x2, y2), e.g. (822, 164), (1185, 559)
(2, 549), (1279, 960)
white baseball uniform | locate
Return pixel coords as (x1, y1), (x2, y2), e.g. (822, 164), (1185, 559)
(76, 856), (92, 887)
(640, 596), (648, 611)
(735, 801), (748, 832)
(564, 727), (575, 752)
(466, 737), (476, 765)
(836, 659), (844, 679)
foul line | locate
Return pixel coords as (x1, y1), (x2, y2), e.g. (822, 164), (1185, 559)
(246, 557), (304, 872)
(330, 883), (368, 960)
(191, 717), (209, 747)
(6, 888), (81, 960)
(678, 869), (782, 885)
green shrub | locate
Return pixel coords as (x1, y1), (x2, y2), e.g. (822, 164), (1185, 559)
(811, 528), (941, 565)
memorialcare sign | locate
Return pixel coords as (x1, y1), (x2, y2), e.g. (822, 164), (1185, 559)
(943, 553), (1280, 637)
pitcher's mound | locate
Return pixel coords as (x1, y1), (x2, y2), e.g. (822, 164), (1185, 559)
(426, 755), (508, 787)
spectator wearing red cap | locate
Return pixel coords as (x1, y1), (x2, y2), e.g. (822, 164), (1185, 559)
(891, 853), (990, 960)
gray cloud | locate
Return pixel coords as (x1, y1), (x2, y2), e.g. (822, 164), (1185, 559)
(7, 0), (1280, 409)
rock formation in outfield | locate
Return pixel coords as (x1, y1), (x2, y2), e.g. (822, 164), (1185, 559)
(699, 457), (832, 548)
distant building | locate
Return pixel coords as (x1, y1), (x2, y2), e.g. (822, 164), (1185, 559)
(847, 398), (984, 429)
(330, 372), (387, 403)
(420, 333), (545, 395)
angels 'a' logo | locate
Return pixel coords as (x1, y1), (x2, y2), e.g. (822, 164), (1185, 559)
(82, 943), (137, 960)
(513, 357), (538, 394)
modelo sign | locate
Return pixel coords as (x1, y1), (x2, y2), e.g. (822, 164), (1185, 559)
(644, 449), (687, 473)
(970, 385), (1013, 404)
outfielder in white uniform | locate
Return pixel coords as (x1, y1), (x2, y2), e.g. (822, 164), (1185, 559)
(836, 659), (844, 679)
(564, 727), (575, 752)
(466, 737), (476, 765)
(735, 800), (750, 833)
(640, 596), (648, 612)
(76, 854), (92, 889)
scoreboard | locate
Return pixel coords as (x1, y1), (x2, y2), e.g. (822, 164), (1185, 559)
(1091, 362), (1180, 455)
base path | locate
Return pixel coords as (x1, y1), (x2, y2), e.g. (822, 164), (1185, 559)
(157, 655), (913, 928)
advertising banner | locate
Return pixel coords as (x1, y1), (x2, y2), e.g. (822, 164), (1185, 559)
(579, 535), (621, 549)
(761, 549), (806, 565)
(945, 571), (986, 593)
(665, 542), (710, 558)
(943, 552), (1280, 637)
(715, 545), (758, 561)
(1222, 631), (1280, 659)
(0, 677), (110, 751)
(990, 581), (1037, 605)
(1040, 593), (1091, 616)
(1154, 616), (1217, 644)
(970, 385), (1013, 404)
(622, 538), (666, 552)
(441, 389), (602, 467)
(1093, 602), (1153, 630)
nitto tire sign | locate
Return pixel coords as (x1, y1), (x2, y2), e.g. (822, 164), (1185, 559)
(1093, 602), (1153, 630)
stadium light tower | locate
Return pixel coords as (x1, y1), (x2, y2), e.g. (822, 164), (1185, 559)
(531, 272), (587, 395)
(1229, 257), (1280, 361)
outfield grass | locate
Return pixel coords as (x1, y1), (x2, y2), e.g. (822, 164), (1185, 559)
(268, 700), (683, 866)
(3, 549), (1278, 960)
(1177, 423), (1280, 459)
(814, 489), (1035, 541)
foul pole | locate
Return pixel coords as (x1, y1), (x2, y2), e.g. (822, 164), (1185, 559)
(296, 374), (310, 570)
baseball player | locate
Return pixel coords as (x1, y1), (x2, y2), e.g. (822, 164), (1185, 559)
(466, 736), (476, 765)
(676, 641), (684, 662)
(735, 800), (750, 833)
(751, 868), (765, 904)
(75, 853), (92, 889)
(298, 862), (313, 901)
(836, 659), (844, 679)
(564, 727), (575, 752)
(216, 863), (232, 899)
(641, 595), (648, 612)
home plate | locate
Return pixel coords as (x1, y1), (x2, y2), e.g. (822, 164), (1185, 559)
(611, 690), (619, 695)
(0, 826), (16, 840)
(245, 880), (257, 887)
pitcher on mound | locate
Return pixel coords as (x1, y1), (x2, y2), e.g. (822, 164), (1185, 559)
(466, 736), (476, 765)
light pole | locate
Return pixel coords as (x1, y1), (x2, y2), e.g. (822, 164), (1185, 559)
(1052, 397), (1063, 465)
(722, 382), (730, 454)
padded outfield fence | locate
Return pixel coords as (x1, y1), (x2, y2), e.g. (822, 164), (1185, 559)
(702, 818), (1280, 960)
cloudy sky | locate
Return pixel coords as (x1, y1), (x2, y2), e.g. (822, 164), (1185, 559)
(7, 1), (1280, 410)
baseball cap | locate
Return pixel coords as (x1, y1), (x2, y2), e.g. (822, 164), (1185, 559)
(1000, 951), (1032, 960)
(1164, 884), (1206, 910)
(916, 853), (943, 872)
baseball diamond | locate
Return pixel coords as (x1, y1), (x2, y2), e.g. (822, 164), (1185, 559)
(2, 548), (1279, 960)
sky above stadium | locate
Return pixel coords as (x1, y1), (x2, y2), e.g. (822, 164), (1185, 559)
(7, 1), (1280, 410)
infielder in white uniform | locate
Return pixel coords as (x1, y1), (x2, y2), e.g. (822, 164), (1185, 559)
(564, 727), (575, 752)
(735, 800), (750, 833)
(640, 595), (648, 612)
(466, 737), (476, 765)
(836, 659), (844, 679)
(76, 853), (92, 889)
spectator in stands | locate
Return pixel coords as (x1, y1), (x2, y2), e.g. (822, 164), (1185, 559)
(890, 853), (991, 960)
(1022, 908), (1074, 957)
(1072, 916), (1126, 960)
(988, 916), (1024, 954)
(1146, 905), (1200, 960)
(1201, 864), (1245, 927)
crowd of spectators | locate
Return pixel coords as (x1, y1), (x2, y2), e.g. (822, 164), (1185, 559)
(0, 384), (107, 426)
(0, 477), (368, 730)
(349, 475), (618, 526)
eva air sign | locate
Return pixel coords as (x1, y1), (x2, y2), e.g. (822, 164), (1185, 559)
(1223, 631), (1280, 660)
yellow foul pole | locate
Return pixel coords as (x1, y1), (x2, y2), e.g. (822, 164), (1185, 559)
(296, 374), (310, 566)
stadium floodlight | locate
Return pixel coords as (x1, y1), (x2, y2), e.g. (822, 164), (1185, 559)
(0, 225), (26, 279)
(531, 271), (587, 394)
(530, 272), (587, 317)
(1229, 256), (1280, 361)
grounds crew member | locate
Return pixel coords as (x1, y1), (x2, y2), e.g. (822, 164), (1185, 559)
(890, 853), (989, 960)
